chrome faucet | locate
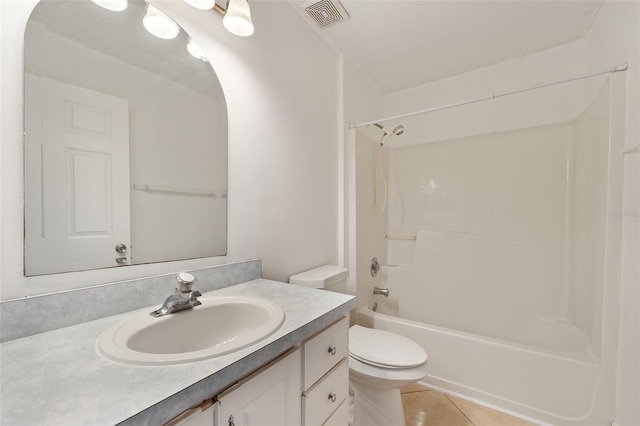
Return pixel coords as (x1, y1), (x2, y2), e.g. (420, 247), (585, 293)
(373, 286), (390, 297)
(150, 272), (202, 317)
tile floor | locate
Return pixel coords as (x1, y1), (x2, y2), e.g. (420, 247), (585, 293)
(401, 384), (535, 426)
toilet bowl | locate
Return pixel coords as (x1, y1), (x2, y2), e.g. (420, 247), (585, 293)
(289, 266), (428, 426)
(348, 325), (427, 426)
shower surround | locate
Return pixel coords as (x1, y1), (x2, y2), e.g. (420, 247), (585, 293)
(355, 77), (625, 425)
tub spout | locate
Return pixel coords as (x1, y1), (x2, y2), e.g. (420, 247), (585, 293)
(373, 287), (389, 297)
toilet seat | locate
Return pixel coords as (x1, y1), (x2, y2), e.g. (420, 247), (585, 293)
(349, 325), (427, 369)
(349, 355), (428, 385)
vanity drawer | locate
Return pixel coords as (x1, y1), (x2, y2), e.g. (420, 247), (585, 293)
(322, 398), (348, 426)
(303, 316), (348, 389)
(302, 359), (348, 426)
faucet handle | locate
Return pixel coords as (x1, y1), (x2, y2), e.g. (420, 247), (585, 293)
(176, 272), (197, 292)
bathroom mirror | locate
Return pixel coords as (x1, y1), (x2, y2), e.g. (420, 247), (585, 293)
(23, 0), (228, 275)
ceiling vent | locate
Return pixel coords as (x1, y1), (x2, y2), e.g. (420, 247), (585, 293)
(301, 0), (350, 29)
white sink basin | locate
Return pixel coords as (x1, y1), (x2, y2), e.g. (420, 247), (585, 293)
(97, 296), (285, 365)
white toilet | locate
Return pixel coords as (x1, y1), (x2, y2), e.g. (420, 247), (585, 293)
(289, 265), (428, 426)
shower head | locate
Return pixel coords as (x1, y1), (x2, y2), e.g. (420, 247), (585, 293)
(392, 125), (405, 136)
(374, 123), (404, 146)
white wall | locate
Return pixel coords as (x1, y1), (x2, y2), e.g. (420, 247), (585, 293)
(382, 40), (587, 147)
(0, 0), (340, 299)
(585, 2), (640, 425)
(341, 57), (384, 303)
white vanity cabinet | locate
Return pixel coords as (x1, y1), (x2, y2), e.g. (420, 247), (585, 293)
(167, 317), (350, 426)
(214, 348), (302, 426)
(302, 316), (349, 426)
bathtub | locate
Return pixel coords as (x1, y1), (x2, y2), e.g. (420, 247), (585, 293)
(357, 304), (601, 425)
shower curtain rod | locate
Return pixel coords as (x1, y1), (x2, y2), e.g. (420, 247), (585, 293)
(349, 63), (628, 129)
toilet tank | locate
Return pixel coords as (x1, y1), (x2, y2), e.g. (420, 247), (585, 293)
(289, 265), (349, 293)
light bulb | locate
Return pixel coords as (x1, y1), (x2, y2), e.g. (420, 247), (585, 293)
(223, 0), (254, 37)
(91, 0), (128, 12)
(143, 5), (180, 40)
(187, 38), (207, 61)
(184, 0), (215, 10)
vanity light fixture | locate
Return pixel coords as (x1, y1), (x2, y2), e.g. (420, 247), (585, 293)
(182, 0), (255, 37)
(90, 0), (128, 12)
(184, 0), (216, 10)
(143, 4), (180, 40)
(220, 0), (254, 37)
(187, 38), (208, 61)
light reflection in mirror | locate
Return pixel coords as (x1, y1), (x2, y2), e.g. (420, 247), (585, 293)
(23, 0), (228, 276)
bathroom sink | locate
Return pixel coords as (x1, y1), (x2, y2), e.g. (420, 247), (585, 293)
(97, 296), (285, 365)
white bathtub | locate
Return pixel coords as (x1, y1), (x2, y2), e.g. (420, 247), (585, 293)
(357, 305), (602, 425)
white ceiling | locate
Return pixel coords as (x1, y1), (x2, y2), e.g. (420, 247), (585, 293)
(294, 0), (602, 94)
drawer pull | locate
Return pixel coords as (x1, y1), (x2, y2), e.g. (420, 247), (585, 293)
(328, 393), (337, 403)
(328, 346), (337, 356)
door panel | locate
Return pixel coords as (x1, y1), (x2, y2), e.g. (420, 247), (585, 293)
(67, 149), (111, 235)
(25, 73), (131, 274)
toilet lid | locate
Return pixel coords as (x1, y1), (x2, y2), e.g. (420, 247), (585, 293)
(349, 325), (427, 368)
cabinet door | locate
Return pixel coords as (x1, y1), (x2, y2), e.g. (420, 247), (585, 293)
(216, 348), (301, 426)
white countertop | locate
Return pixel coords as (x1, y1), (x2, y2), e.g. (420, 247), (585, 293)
(0, 279), (355, 425)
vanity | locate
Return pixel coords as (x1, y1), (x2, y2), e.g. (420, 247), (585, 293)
(3, 1), (356, 424)
(0, 278), (355, 425)
(210, 316), (349, 426)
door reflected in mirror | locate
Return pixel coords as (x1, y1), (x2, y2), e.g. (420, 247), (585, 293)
(24, 0), (227, 276)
